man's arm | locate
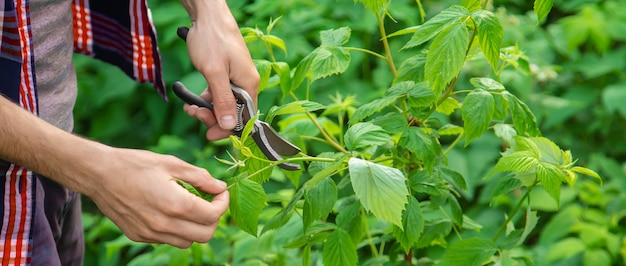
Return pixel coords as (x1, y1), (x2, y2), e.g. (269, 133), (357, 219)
(179, 0), (260, 141)
(0, 95), (229, 248)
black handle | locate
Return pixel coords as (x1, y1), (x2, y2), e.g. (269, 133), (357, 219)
(172, 81), (214, 110)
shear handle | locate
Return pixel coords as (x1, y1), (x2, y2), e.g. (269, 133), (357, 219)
(172, 82), (214, 110)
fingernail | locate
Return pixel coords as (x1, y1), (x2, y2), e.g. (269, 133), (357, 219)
(217, 179), (227, 188)
(220, 115), (236, 130)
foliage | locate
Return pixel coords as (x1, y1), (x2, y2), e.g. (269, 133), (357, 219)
(75, 0), (626, 265)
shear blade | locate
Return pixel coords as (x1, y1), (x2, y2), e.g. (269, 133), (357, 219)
(252, 123), (301, 171)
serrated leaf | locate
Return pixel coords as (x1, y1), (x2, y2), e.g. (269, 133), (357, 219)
(348, 158), (409, 227)
(462, 89), (495, 144)
(368, 114), (406, 134)
(534, 0), (554, 24)
(404, 5), (470, 49)
(272, 62), (292, 100)
(462, 0), (482, 11)
(503, 92), (541, 137)
(448, 194), (464, 227)
(494, 123), (517, 146)
(517, 208), (539, 246)
(310, 46), (351, 82)
(407, 82), (437, 107)
(513, 136), (541, 158)
(353, 0), (385, 13)
(537, 162), (564, 205)
(394, 53), (426, 83)
(425, 21), (470, 96)
(437, 97), (461, 115)
(439, 238), (497, 266)
(470, 77), (505, 92)
(306, 177), (338, 221)
(320, 26), (351, 46)
(322, 229), (358, 266)
(266, 101), (326, 123)
(440, 167), (467, 190)
(392, 197), (425, 253)
(344, 122), (391, 151)
(493, 150), (539, 173)
(230, 178), (268, 236)
(243, 138), (273, 183)
(254, 60), (272, 92)
(492, 177), (522, 197)
(400, 127), (436, 171)
(571, 166), (601, 182)
(530, 137), (564, 165)
(471, 10), (503, 73)
(439, 124), (464, 136)
(261, 34), (287, 54)
(349, 96), (399, 124)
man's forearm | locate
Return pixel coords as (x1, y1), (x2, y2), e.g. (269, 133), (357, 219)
(0, 95), (109, 194)
(180, 0), (232, 23)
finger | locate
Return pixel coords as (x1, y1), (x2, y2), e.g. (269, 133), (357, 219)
(204, 72), (239, 131)
(209, 190), (230, 216)
(183, 104), (218, 127)
(176, 167), (227, 195)
(206, 127), (232, 141)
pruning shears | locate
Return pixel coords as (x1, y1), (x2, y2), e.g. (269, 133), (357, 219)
(172, 27), (301, 171)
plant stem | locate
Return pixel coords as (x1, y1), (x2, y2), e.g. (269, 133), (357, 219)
(345, 47), (387, 60)
(443, 133), (465, 155)
(376, 11), (397, 77)
(492, 181), (537, 242)
(289, 92), (348, 153)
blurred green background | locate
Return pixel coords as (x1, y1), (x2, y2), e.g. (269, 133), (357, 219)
(75, 0), (626, 265)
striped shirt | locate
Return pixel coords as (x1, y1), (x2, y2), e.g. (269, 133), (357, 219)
(0, 0), (165, 264)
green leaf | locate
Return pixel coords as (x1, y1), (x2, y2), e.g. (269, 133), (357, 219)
(492, 177), (522, 197)
(261, 34), (287, 54)
(440, 167), (467, 190)
(601, 83), (626, 118)
(322, 228), (358, 266)
(439, 238), (497, 266)
(394, 53), (426, 84)
(176, 180), (213, 202)
(348, 158), (409, 227)
(438, 124), (464, 136)
(244, 138), (273, 183)
(254, 60), (272, 92)
(462, 89), (495, 144)
(310, 46), (352, 82)
(493, 151), (540, 173)
(272, 62), (292, 100)
(229, 178), (268, 236)
(470, 77), (505, 92)
(534, 0), (554, 24)
(425, 21), (470, 96)
(372, 112), (409, 133)
(266, 100), (326, 123)
(530, 137), (564, 165)
(344, 122), (391, 151)
(471, 10), (503, 73)
(392, 196), (425, 253)
(349, 96), (399, 125)
(306, 177), (338, 220)
(407, 82), (437, 107)
(494, 123), (516, 146)
(448, 194), (464, 227)
(353, 0), (385, 13)
(571, 166), (602, 182)
(502, 92), (541, 137)
(517, 208), (539, 247)
(320, 26), (351, 46)
(436, 97), (461, 115)
(400, 127), (436, 171)
(461, 0), (482, 11)
(537, 162), (564, 205)
(404, 5), (470, 49)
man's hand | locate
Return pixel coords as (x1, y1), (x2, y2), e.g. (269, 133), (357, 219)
(181, 0), (259, 141)
(85, 148), (229, 248)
